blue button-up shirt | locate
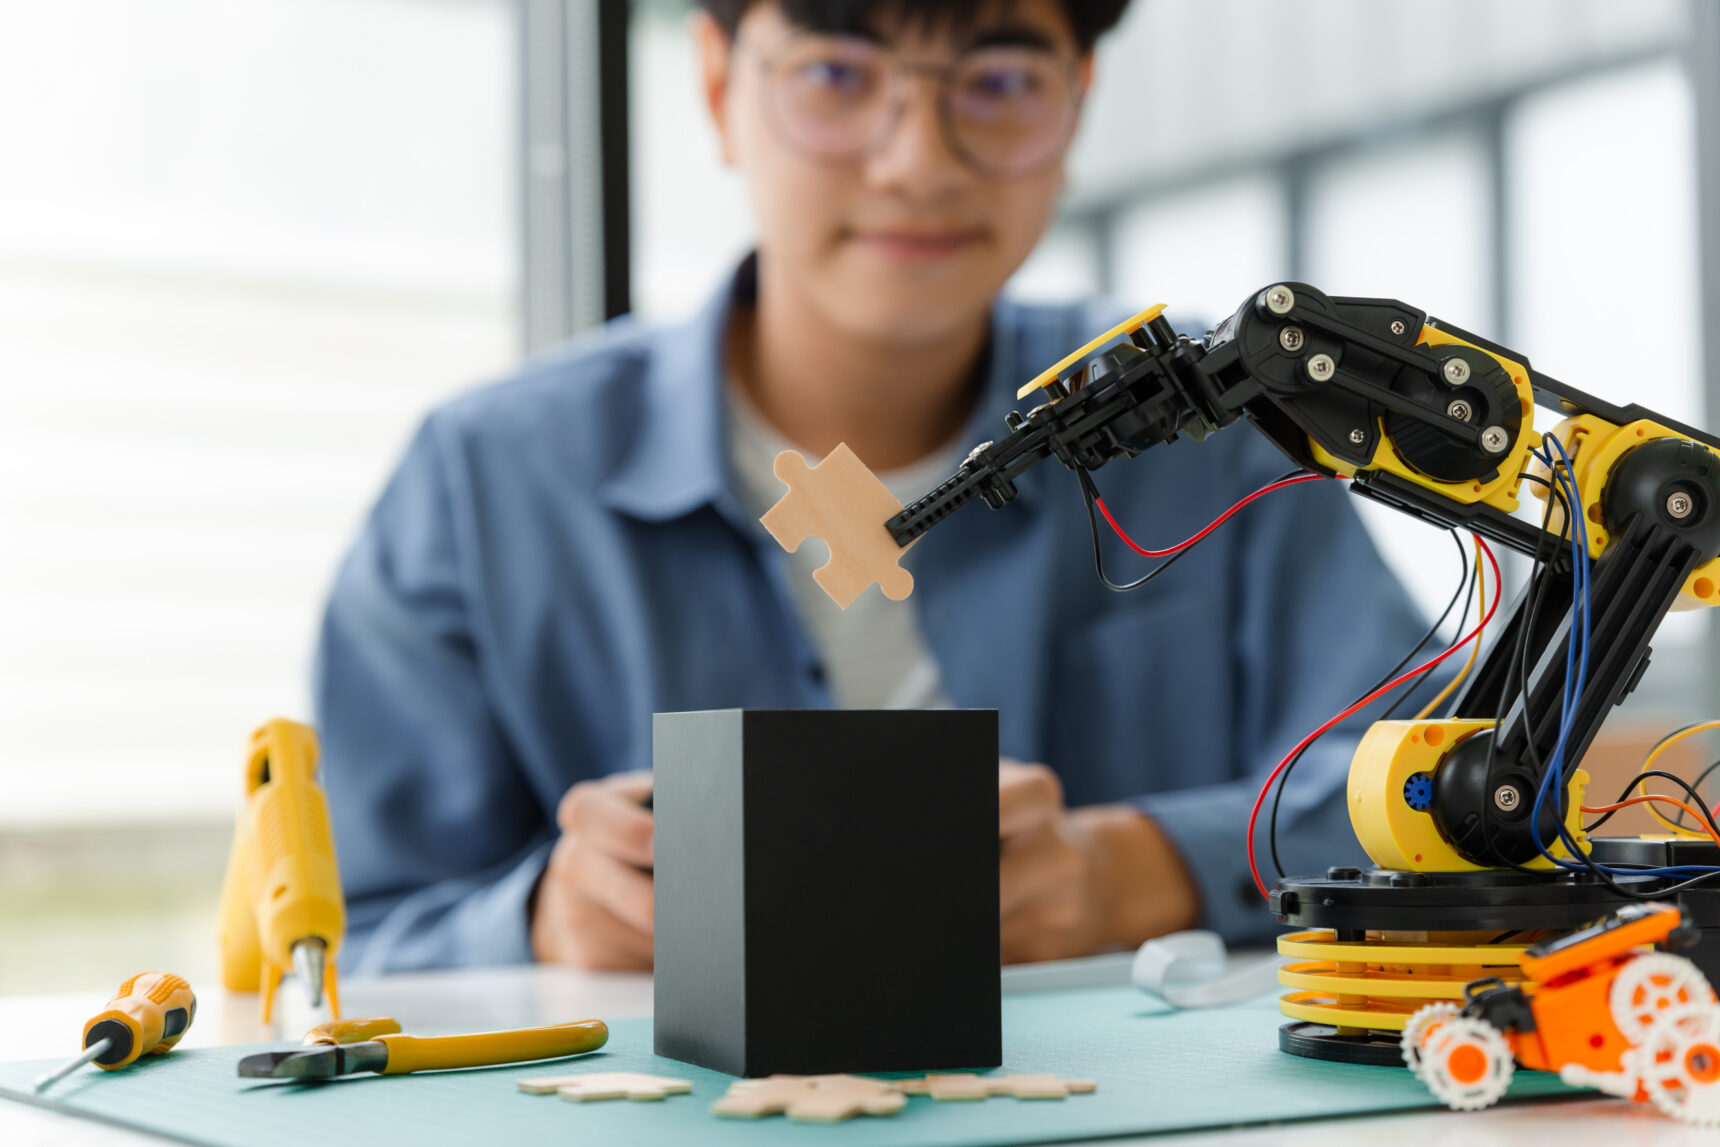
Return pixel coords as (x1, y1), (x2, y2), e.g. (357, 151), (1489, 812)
(315, 261), (1428, 972)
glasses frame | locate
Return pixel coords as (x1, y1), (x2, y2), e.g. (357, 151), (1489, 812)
(741, 30), (1085, 181)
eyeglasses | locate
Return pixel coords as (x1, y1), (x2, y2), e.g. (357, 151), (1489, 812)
(743, 32), (1083, 180)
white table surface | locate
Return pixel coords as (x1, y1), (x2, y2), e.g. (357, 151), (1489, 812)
(0, 957), (1698, 1146)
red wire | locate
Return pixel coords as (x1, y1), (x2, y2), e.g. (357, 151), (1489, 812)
(1094, 472), (1328, 557)
(1244, 535), (1503, 900)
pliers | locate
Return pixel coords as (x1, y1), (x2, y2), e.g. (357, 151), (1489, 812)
(237, 1017), (608, 1080)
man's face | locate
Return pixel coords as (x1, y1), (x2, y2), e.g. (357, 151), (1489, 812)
(708, 1), (1088, 346)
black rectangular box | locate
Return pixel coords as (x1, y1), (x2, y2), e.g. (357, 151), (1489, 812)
(653, 708), (1000, 1077)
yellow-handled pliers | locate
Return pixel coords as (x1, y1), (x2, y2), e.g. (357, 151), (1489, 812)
(237, 1018), (608, 1080)
(301, 1016), (402, 1046)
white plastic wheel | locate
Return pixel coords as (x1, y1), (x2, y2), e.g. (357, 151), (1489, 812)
(1401, 1002), (1461, 1078)
(1609, 953), (1715, 1042)
(1637, 1005), (1720, 1127)
(1420, 1016), (1515, 1111)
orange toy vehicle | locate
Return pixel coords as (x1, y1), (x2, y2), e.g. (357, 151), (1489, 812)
(1402, 902), (1720, 1124)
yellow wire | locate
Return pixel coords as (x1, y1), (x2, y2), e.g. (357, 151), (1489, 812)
(1637, 720), (1720, 836)
(1415, 536), (1485, 721)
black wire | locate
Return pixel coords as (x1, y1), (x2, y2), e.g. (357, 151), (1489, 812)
(1516, 473), (1720, 898)
(1513, 476), (1627, 886)
(1077, 470), (1194, 592)
(1474, 472), (1564, 877)
(1583, 768), (1720, 838)
(1077, 456), (1720, 895)
(1074, 461), (1407, 882)
(1564, 767), (1720, 898)
(1380, 536), (1479, 722)
(1615, 722), (1720, 830)
(1512, 485), (1564, 804)
(1075, 467), (1308, 593)
(1517, 478), (1660, 891)
(1675, 757), (1720, 828)
(1266, 528), (1472, 878)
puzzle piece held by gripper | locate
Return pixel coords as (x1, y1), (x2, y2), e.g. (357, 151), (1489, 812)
(758, 444), (916, 609)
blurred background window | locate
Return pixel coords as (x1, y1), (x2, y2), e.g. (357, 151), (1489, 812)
(3, 0), (1715, 990)
(0, 0), (518, 989)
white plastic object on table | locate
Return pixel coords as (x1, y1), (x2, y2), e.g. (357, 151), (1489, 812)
(1130, 930), (1283, 1008)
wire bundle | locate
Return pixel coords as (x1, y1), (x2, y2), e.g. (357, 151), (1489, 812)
(1076, 468), (1324, 592)
(1245, 536), (1501, 897)
(1076, 437), (1720, 903)
(1523, 437), (1720, 893)
(1073, 461), (1500, 897)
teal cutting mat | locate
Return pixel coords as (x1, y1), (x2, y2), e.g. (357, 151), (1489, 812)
(0, 987), (1580, 1147)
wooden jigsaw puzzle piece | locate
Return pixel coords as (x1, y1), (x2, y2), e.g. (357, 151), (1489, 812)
(712, 1074), (906, 1122)
(898, 1072), (990, 1100)
(758, 445), (916, 609)
(516, 1071), (693, 1101)
(898, 1072), (1097, 1100)
(991, 1073), (1095, 1099)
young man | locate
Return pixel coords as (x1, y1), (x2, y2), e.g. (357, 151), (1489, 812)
(316, 0), (1427, 973)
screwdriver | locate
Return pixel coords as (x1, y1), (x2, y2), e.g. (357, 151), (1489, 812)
(33, 973), (198, 1093)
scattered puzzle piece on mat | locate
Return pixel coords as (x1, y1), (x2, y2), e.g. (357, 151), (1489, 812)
(898, 1073), (1098, 1100)
(516, 1071), (693, 1101)
(758, 444), (916, 609)
(712, 1074), (907, 1122)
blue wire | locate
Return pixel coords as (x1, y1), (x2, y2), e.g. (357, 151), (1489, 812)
(1541, 438), (1589, 855)
(1529, 438), (1585, 848)
(1526, 434), (1720, 877)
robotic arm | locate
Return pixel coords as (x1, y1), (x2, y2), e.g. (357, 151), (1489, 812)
(887, 282), (1720, 876)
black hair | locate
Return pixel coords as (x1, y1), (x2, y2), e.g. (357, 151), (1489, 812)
(696, 0), (1133, 53)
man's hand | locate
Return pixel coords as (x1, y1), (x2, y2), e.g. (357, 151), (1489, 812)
(998, 760), (1199, 963)
(530, 771), (656, 970)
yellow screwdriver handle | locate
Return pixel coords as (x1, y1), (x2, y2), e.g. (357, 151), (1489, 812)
(302, 1017), (402, 1046)
(84, 973), (198, 1071)
(374, 1020), (608, 1075)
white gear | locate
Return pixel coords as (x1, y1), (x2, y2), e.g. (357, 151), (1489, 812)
(1420, 1016), (1514, 1111)
(1609, 953), (1714, 1042)
(1637, 1005), (1720, 1127)
(1401, 1002), (1461, 1078)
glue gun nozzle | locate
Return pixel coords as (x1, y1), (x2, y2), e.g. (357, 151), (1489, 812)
(292, 939), (326, 1009)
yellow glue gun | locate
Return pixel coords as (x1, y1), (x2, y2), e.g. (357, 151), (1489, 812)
(218, 718), (345, 1023)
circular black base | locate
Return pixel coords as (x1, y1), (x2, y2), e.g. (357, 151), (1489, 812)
(1272, 866), (1660, 1066)
(1272, 865), (1679, 1065)
(1278, 1022), (1407, 1067)
(1271, 866), (1660, 933)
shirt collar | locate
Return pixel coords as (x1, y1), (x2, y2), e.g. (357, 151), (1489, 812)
(598, 253), (1055, 524)
(596, 259), (747, 521)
